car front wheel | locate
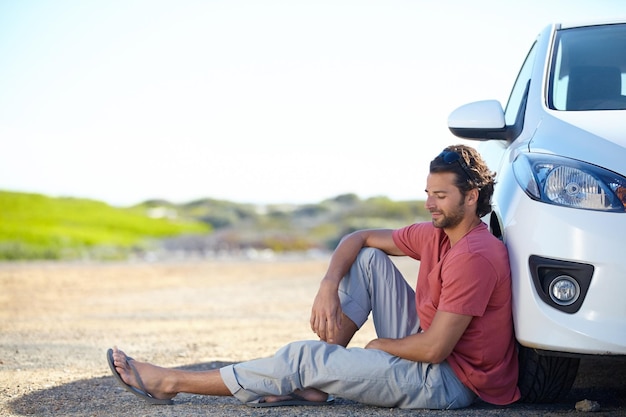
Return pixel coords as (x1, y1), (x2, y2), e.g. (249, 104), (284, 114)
(517, 345), (580, 403)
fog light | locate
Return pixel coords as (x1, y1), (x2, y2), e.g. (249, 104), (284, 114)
(549, 276), (580, 306)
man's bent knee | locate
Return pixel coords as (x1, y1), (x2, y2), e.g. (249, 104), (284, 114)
(356, 247), (390, 268)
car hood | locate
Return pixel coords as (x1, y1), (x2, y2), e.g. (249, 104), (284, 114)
(528, 110), (626, 176)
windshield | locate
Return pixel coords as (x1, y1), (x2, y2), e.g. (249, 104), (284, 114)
(549, 23), (626, 111)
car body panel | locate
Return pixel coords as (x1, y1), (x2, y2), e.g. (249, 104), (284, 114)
(528, 111), (626, 175)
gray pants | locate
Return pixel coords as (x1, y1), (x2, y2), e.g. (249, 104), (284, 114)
(220, 248), (477, 409)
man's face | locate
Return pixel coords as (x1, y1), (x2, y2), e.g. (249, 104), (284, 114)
(424, 172), (466, 229)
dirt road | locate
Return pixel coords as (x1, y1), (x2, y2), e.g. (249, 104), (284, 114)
(1, 258), (624, 416)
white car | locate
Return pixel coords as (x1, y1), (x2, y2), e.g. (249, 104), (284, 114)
(448, 19), (626, 403)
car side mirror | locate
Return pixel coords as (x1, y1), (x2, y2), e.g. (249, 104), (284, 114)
(448, 100), (508, 141)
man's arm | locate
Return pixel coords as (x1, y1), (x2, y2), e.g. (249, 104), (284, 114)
(365, 310), (473, 363)
(310, 229), (404, 343)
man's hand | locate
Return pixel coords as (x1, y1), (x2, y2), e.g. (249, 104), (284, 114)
(310, 280), (343, 343)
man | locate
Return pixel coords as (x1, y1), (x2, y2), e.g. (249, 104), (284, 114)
(108, 144), (521, 409)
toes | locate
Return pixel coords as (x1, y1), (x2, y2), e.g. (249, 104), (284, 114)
(112, 350), (128, 367)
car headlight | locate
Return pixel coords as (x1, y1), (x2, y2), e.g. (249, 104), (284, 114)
(513, 153), (626, 212)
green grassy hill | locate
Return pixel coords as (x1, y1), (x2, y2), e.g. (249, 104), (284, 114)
(0, 190), (429, 261)
(0, 191), (211, 260)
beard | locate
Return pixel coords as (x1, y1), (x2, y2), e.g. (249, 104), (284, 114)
(431, 195), (466, 229)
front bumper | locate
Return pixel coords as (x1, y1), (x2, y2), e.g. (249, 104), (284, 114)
(496, 181), (626, 355)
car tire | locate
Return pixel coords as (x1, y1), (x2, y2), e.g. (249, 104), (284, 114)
(517, 345), (580, 403)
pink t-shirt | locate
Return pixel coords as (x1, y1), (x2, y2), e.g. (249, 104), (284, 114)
(392, 222), (521, 405)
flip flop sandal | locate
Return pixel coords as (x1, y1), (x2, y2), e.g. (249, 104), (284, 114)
(106, 348), (174, 405)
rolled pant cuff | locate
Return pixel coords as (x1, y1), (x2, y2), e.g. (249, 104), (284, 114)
(338, 295), (369, 328)
(219, 364), (258, 404)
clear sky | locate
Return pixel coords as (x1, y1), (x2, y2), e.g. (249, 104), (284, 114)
(1, 0), (624, 206)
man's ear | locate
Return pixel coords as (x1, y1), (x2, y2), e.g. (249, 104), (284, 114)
(467, 188), (479, 206)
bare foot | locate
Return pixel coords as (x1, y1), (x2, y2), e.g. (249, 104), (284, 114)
(112, 347), (177, 401)
(262, 388), (328, 404)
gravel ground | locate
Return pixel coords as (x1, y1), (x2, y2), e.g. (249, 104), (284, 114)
(1, 258), (624, 416)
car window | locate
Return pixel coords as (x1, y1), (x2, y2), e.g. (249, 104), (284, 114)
(550, 23), (626, 111)
(505, 42), (536, 126)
